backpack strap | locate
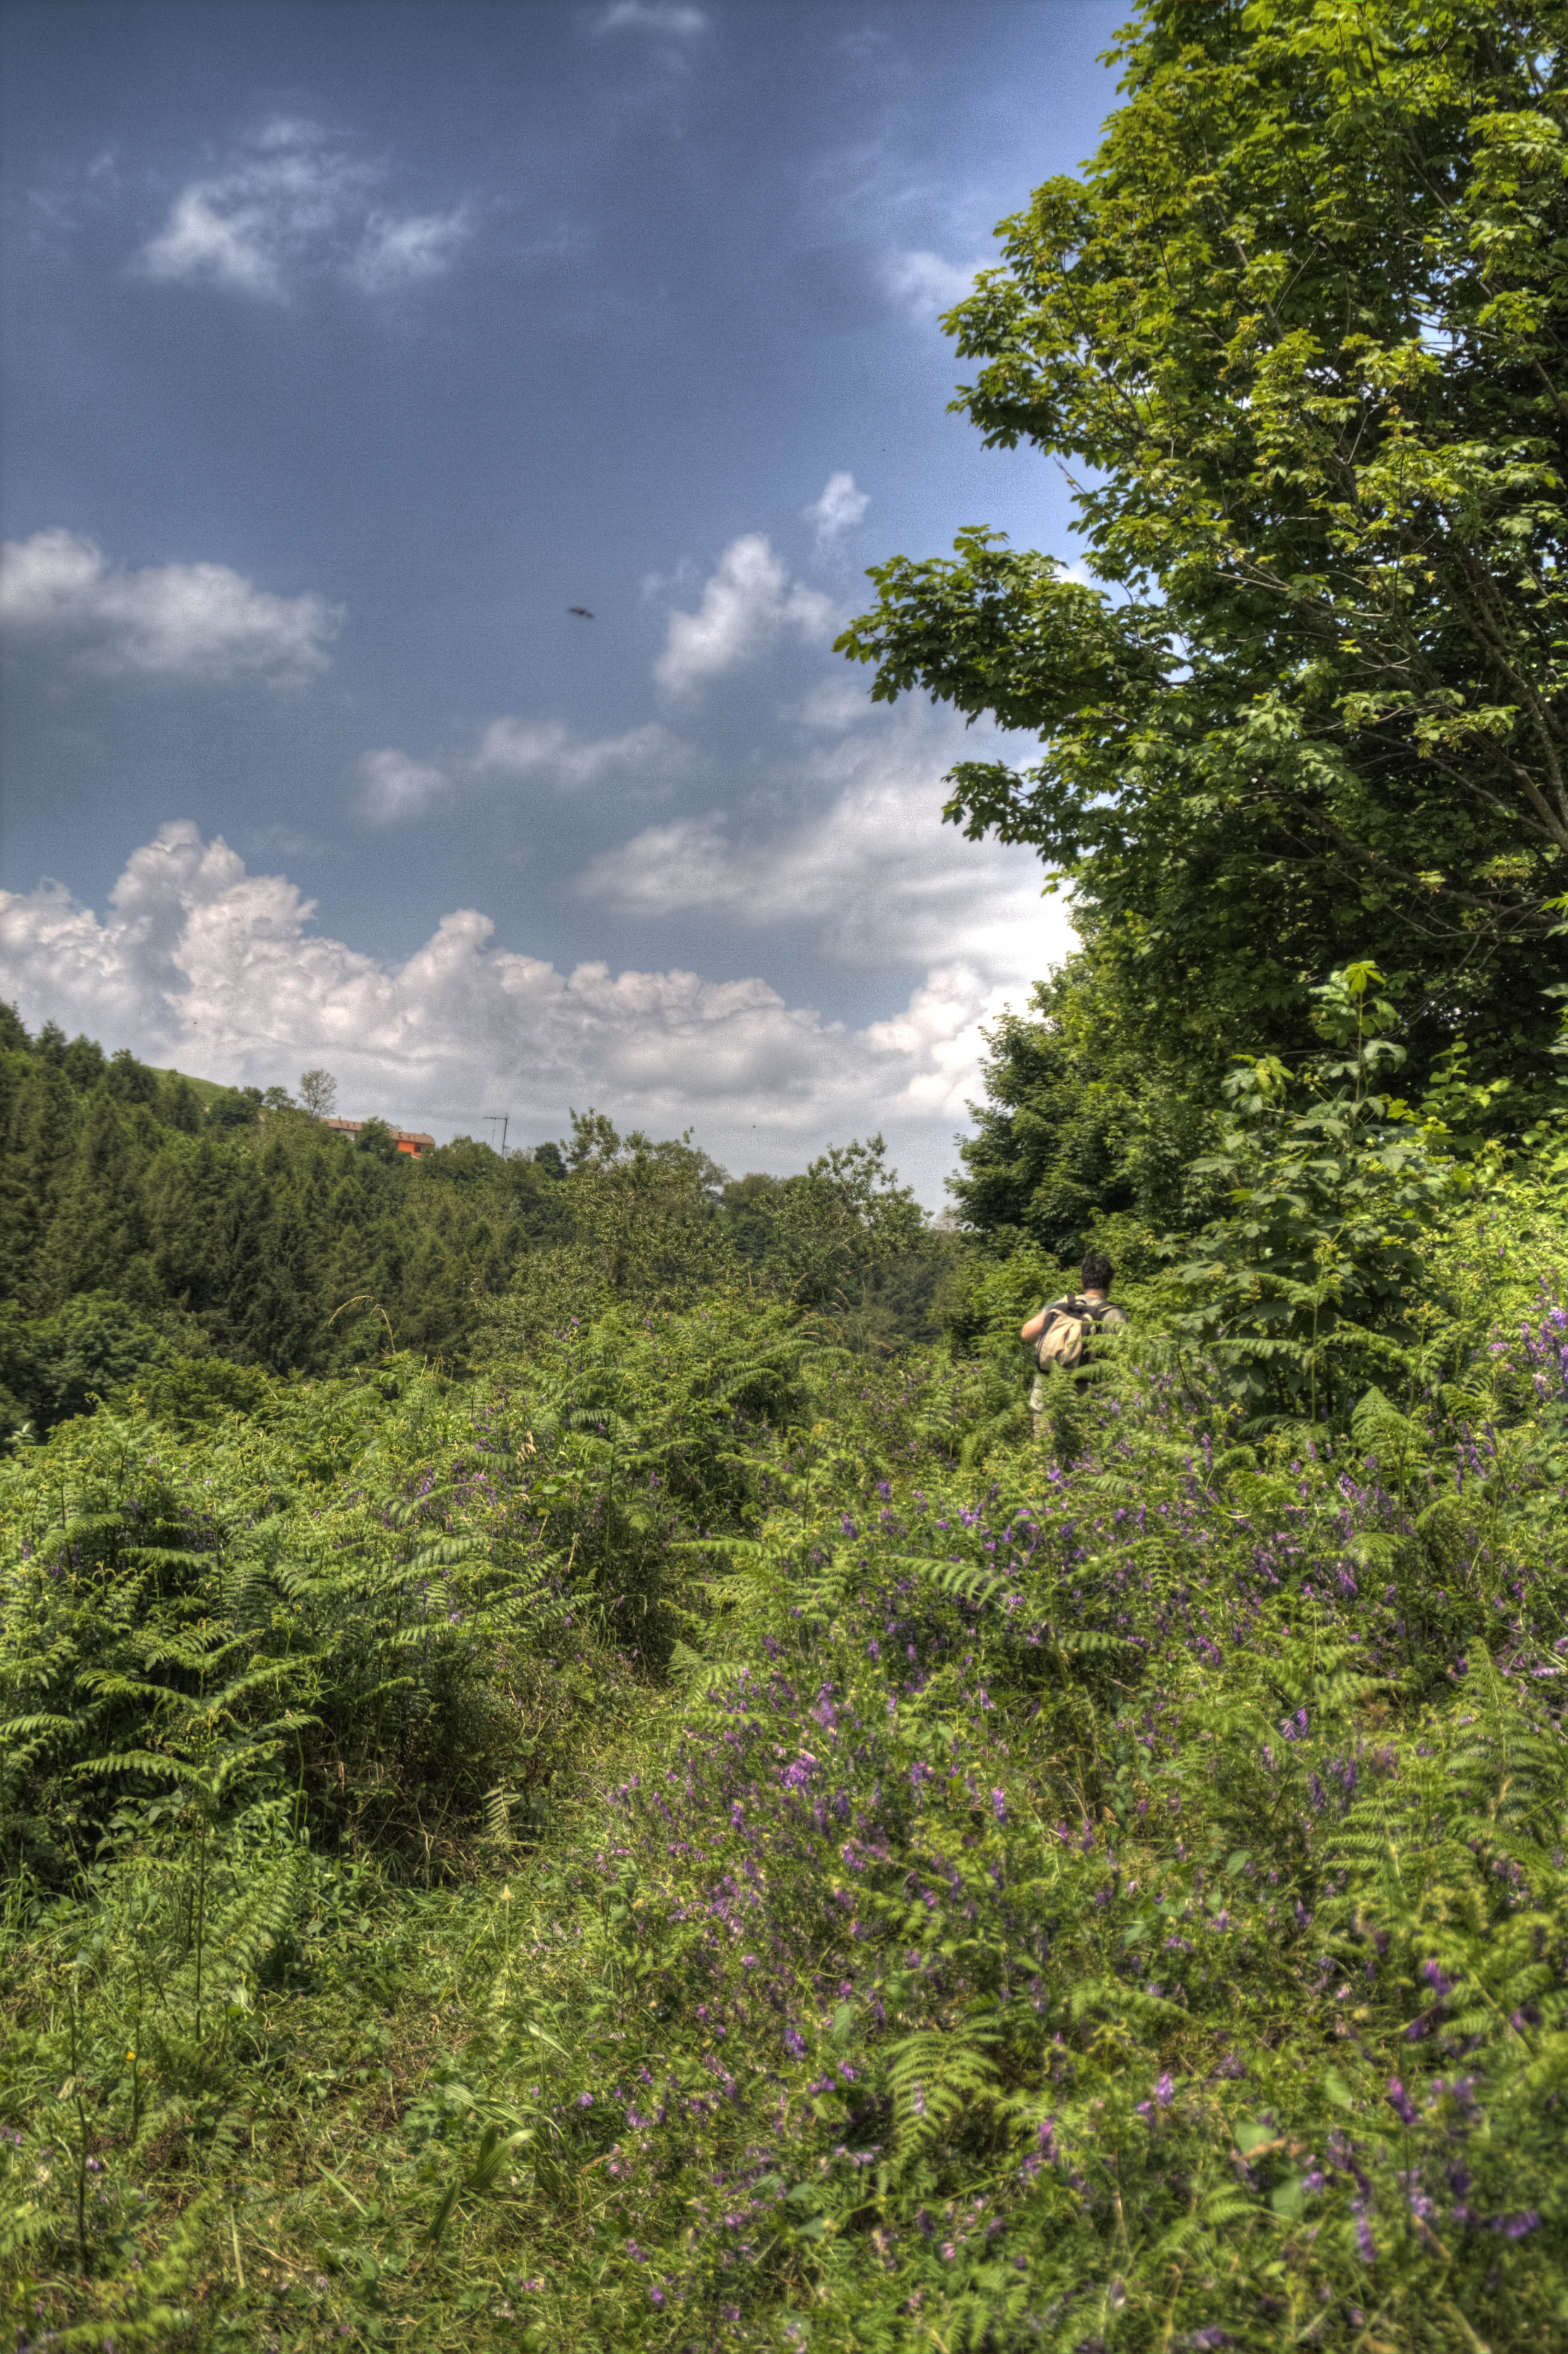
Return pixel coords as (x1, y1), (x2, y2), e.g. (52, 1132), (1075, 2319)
(1035, 1296), (1085, 1364)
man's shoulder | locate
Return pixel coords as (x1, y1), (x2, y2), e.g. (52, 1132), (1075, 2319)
(1100, 1304), (1129, 1326)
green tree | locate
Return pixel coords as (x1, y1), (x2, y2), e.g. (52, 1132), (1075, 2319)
(0, 1290), (178, 1437)
(31, 1094), (146, 1310)
(765, 1137), (929, 1311)
(154, 1072), (204, 1134)
(839, 0), (1568, 1114)
(548, 1111), (733, 1317)
(1170, 963), (1458, 1426)
(297, 1068), (337, 1118)
(720, 1171), (785, 1266)
(0, 1049), (50, 1302)
(103, 1048), (159, 1107)
(4, 1054), (78, 1305)
(951, 943), (1222, 1254)
(207, 1085), (262, 1130)
(145, 1134), (236, 1329)
(60, 1035), (105, 1091)
(353, 1117), (402, 1166)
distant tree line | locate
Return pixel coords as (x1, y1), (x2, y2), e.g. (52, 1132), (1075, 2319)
(0, 1006), (955, 1436)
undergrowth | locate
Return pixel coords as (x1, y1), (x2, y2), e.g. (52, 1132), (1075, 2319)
(0, 1193), (1565, 2349)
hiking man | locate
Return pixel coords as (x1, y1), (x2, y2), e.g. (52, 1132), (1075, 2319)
(1021, 1252), (1127, 1440)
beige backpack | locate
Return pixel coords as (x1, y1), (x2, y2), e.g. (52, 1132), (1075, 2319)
(1034, 1296), (1107, 1373)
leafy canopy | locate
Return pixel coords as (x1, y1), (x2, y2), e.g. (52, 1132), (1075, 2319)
(1168, 961), (1461, 1424)
(839, 0), (1568, 1098)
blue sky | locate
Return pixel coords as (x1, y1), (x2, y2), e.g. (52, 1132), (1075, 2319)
(0, 0), (1121, 1195)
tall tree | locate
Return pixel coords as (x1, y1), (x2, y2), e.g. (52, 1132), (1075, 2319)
(949, 948), (1220, 1254)
(145, 1134), (233, 1325)
(839, 0), (1568, 1111)
(297, 1069), (337, 1119)
(31, 1094), (146, 1310)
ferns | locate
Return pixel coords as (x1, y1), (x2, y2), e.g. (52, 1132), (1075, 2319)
(886, 2021), (1002, 2165)
(0, 1364), (584, 1874)
(1, 1260), (1567, 2346)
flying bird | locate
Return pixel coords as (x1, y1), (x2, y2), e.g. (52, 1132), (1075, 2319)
(568, 606), (595, 618)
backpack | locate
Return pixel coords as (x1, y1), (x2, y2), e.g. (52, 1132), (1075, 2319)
(1033, 1296), (1108, 1374)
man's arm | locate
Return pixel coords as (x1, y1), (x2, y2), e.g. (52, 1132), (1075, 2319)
(1021, 1302), (1056, 1343)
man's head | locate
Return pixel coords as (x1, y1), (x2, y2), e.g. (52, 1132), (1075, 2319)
(1080, 1252), (1113, 1296)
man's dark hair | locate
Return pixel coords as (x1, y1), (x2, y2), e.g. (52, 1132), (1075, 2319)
(1080, 1252), (1113, 1294)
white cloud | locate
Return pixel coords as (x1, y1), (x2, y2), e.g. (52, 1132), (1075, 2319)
(793, 676), (875, 732)
(351, 717), (688, 826)
(141, 186), (289, 297)
(350, 207), (471, 293)
(136, 118), (469, 300)
(0, 815), (1070, 1201)
(884, 248), (988, 321)
(0, 528), (342, 681)
(597, 2), (709, 36)
(472, 717), (683, 789)
(357, 749), (451, 823)
(577, 698), (1062, 982)
(803, 470), (870, 549)
(654, 533), (834, 695)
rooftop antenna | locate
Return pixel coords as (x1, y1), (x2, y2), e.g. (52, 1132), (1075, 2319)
(481, 1113), (510, 1157)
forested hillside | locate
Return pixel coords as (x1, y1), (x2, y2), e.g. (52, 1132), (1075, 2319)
(5, 1), (1568, 2347)
(0, 1005), (953, 1437)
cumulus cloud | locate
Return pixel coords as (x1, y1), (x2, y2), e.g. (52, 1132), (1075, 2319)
(0, 816), (1068, 1199)
(357, 749), (451, 823)
(884, 248), (989, 321)
(136, 118), (469, 300)
(577, 699), (1063, 982)
(472, 717), (683, 789)
(597, 2), (709, 36)
(803, 471), (870, 549)
(0, 528), (342, 681)
(654, 534), (834, 695)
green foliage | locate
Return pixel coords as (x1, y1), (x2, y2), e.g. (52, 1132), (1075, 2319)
(491, 1115), (951, 1355)
(496, 1113), (733, 1334)
(1168, 963), (1462, 1426)
(15, 13), (1568, 2332)
(0, 1012), (606, 1388)
(0, 1370), (578, 1882)
(1, 1015), (953, 1399)
(111, 1352), (274, 1434)
(0, 1166), (1561, 2344)
(949, 943), (1225, 1256)
(760, 1137), (928, 1301)
(838, 0), (1568, 1110)
(0, 1290), (188, 1442)
(482, 1297), (829, 1663)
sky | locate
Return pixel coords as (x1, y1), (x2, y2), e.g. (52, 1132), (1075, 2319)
(0, 0), (1123, 1199)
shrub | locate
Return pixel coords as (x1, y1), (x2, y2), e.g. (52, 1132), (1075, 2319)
(0, 1192), (1564, 2347)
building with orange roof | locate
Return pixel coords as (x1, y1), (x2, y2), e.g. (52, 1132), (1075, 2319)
(320, 1117), (434, 1158)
